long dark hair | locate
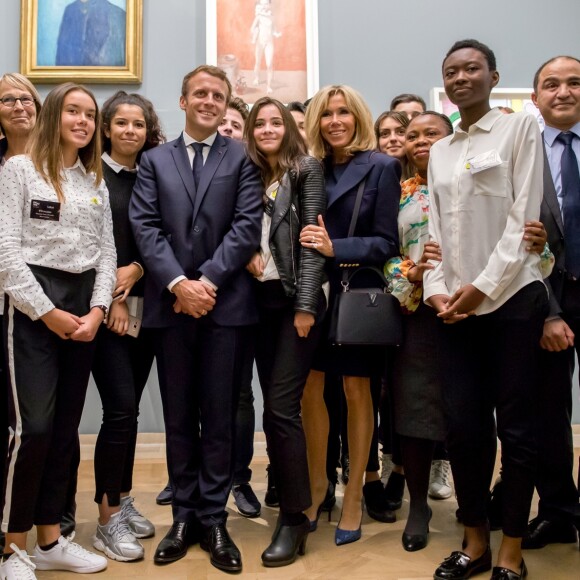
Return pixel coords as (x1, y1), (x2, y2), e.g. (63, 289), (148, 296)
(101, 91), (165, 161)
(244, 96), (306, 186)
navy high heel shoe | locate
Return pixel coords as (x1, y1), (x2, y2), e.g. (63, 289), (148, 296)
(335, 506), (363, 546)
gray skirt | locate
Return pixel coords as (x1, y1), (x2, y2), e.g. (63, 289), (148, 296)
(391, 300), (446, 441)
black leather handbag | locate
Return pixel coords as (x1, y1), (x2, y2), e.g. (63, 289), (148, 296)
(331, 179), (402, 347)
(333, 267), (402, 346)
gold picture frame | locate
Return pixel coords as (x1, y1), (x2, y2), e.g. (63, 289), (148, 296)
(20, 0), (142, 84)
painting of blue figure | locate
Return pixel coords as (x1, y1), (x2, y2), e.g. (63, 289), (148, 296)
(37, 0), (127, 67)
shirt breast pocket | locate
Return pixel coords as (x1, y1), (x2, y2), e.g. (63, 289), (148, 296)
(472, 162), (509, 198)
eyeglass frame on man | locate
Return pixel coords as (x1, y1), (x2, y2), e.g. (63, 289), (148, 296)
(0, 95), (36, 108)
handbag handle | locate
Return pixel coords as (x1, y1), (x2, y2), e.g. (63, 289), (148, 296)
(341, 266), (387, 292)
(341, 178), (367, 286)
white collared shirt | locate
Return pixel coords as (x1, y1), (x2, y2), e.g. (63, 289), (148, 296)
(182, 130), (216, 168)
(0, 155), (117, 320)
(423, 108), (545, 315)
(102, 151), (138, 173)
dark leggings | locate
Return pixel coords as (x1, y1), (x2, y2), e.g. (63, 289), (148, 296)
(91, 324), (155, 506)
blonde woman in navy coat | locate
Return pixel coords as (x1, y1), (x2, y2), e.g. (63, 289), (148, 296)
(299, 85), (400, 545)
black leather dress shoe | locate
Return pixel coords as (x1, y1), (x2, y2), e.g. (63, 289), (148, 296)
(522, 517), (578, 549)
(434, 545), (492, 579)
(154, 521), (197, 564)
(490, 559), (527, 579)
(156, 481), (173, 506)
(261, 518), (310, 567)
(201, 523), (242, 573)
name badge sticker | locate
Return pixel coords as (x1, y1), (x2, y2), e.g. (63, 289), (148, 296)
(30, 200), (61, 221)
(467, 150), (503, 174)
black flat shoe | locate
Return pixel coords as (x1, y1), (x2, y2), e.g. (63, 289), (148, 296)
(200, 522), (242, 573)
(363, 480), (396, 523)
(434, 545), (492, 579)
(522, 517), (577, 549)
(156, 481), (173, 506)
(402, 506), (432, 552)
(490, 559), (528, 580)
(261, 518), (309, 567)
(154, 521), (197, 564)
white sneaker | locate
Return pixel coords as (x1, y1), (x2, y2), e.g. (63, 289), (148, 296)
(93, 511), (144, 562)
(0, 544), (37, 580)
(33, 533), (107, 573)
(428, 459), (453, 499)
(380, 453), (394, 485)
(120, 496), (155, 538)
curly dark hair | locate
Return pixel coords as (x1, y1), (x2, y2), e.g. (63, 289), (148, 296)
(100, 91), (165, 161)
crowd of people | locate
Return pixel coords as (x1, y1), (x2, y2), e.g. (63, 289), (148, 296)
(0, 37), (579, 580)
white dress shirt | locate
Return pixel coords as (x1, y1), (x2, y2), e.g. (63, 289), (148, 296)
(0, 155), (117, 320)
(167, 131), (218, 292)
(423, 108), (545, 315)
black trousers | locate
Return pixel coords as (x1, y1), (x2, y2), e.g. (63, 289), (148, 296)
(154, 319), (249, 528)
(254, 281), (322, 513)
(232, 327), (256, 486)
(91, 324), (155, 506)
(535, 278), (580, 522)
(439, 282), (548, 538)
(2, 267), (96, 533)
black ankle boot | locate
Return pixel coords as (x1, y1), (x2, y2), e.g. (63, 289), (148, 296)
(265, 464), (279, 507)
(261, 517), (310, 567)
(384, 472), (405, 510)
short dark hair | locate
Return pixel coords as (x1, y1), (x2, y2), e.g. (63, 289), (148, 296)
(390, 93), (426, 111)
(181, 65), (232, 102)
(286, 101), (306, 115)
(443, 39), (497, 71)
(411, 111), (454, 136)
(228, 96), (249, 120)
(533, 55), (580, 92)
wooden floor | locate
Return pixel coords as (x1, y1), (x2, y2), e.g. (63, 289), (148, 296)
(31, 456), (579, 580)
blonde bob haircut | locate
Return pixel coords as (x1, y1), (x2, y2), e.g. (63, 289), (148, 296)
(305, 84), (376, 160)
(0, 73), (42, 136)
(27, 82), (102, 203)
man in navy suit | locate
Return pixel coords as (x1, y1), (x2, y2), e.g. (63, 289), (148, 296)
(523, 55), (580, 550)
(129, 65), (262, 572)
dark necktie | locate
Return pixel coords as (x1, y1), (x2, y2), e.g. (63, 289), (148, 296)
(557, 132), (580, 278)
(191, 142), (207, 189)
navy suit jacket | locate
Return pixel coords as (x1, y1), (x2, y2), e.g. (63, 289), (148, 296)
(129, 133), (262, 328)
(323, 150), (401, 289)
(540, 143), (567, 319)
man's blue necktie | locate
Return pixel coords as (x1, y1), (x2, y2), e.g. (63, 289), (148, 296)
(191, 142), (207, 189)
(557, 132), (580, 278)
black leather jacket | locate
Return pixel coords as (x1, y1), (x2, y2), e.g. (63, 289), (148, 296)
(268, 155), (327, 315)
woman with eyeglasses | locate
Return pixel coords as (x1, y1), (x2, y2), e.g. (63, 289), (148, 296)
(0, 73), (42, 556)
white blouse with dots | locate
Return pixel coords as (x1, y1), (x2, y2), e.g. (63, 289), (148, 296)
(0, 155), (116, 320)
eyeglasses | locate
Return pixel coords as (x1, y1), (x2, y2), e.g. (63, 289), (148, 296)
(0, 96), (36, 108)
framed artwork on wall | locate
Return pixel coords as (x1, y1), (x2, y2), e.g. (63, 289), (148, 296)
(430, 87), (544, 129)
(20, 0), (143, 83)
(206, 0), (319, 104)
